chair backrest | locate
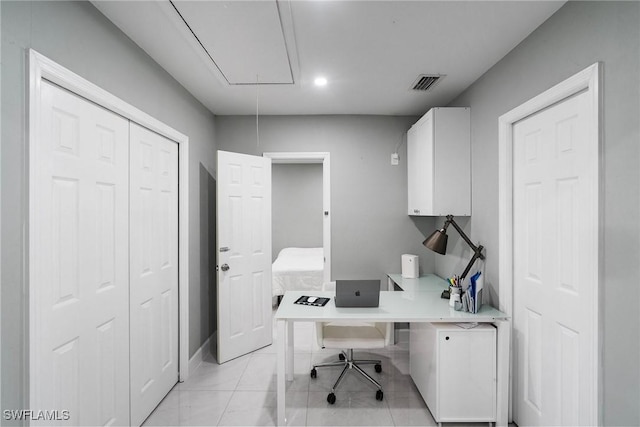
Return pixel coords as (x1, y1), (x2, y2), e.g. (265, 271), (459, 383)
(315, 321), (393, 349)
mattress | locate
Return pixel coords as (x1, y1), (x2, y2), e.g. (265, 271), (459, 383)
(272, 247), (324, 297)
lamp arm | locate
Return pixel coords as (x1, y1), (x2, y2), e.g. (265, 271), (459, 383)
(446, 215), (486, 280)
(460, 245), (484, 280)
(446, 215), (485, 258)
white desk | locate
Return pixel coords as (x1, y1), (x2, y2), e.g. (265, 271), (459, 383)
(274, 279), (510, 426)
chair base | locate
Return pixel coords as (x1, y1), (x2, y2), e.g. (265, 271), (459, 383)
(310, 349), (383, 403)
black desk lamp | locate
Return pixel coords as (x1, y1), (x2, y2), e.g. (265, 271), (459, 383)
(422, 215), (485, 280)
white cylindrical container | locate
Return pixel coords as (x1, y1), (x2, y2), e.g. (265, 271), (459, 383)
(401, 254), (419, 278)
(450, 290), (462, 309)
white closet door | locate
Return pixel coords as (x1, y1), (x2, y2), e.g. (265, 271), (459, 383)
(32, 81), (130, 425)
(513, 90), (595, 426)
(129, 123), (179, 426)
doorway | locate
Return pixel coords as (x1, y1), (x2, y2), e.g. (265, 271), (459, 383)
(271, 163), (323, 261)
(263, 152), (332, 282)
(498, 63), (601, 425)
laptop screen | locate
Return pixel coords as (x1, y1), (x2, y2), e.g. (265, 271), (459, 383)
(334, 280), (380, 307)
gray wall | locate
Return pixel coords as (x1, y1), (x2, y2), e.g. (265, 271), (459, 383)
(272, 163), (323, 260)
(441, 2), (640, 425)
(1, 1), (218, 416)
(216, 115), (436, 283)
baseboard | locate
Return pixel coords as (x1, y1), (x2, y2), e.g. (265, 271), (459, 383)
(187, 332), (215, 377)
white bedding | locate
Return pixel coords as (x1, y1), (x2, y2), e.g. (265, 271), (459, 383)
(272, 247), (324, 297)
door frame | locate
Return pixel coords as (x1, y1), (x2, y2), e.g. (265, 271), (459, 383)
(263, 152), (331, 282)
(27, 49), (191, 396)
(498, 62), (602, 424)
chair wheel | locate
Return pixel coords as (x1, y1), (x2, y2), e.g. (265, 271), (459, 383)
(310, 368), (317, 378)
(376, 390), (384, 401)
(375, 364), (382, 373)
(327, 393), (336, 404)
(338, 353), (345, 361)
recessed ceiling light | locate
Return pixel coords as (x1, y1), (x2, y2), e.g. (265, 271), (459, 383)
(314, 77), (328, 87)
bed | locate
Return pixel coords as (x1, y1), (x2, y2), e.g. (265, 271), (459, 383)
(272, 247), (325, 298)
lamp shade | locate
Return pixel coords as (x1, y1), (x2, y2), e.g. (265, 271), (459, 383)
(423, 229), (448, 255)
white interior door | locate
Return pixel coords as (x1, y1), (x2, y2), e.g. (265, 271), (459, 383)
(513, 91), (596, 426)
(32, 81), (130, 425)
(129, 123), (179, 426)
(217, 150), (272, 363)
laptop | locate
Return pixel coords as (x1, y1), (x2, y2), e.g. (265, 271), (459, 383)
(334, 280), (380, 307)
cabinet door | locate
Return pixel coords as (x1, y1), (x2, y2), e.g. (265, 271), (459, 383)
(432, 108), (471, 216)
(439, 329), (496, 421)
(407, 125), (418, 215)
(407, 111), (434, 215)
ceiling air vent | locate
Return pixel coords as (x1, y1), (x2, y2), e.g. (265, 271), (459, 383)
(411, 74), (443, 92)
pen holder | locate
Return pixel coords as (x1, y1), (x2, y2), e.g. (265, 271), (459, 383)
(449, 286), (462, 310)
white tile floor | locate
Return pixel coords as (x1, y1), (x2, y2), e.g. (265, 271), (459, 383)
(143, 317), (495, 427)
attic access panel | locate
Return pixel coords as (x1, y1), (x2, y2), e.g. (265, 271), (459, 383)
(172, 0), (293, 85)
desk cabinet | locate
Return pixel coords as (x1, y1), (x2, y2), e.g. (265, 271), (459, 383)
(407, 107), (470, 216)
(410, 322), (496, 424)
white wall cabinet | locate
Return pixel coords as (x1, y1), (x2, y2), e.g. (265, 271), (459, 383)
(407, 107), (470, 216)
(410, 322), (496, 424)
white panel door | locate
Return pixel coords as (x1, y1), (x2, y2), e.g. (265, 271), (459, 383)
(513, 91), (595, 426)
(32, 81), (130, 425)
(129, 123), (179, 426)
(217, 150), (272, 363)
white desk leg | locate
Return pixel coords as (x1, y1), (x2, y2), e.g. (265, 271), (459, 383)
(495, 319), (511, 427)
(277, 319), (287, 426)
(286, 320), (294, 381)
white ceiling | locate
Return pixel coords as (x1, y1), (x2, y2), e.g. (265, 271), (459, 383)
(92, 1), (565, 116)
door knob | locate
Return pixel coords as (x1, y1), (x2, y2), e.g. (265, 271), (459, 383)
(221, 263), (230, 272)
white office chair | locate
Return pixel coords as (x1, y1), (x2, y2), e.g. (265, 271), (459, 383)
(310, 282), (393, 404)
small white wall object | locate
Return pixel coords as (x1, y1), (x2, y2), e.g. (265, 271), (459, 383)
(401, 254), (419, 278)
